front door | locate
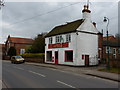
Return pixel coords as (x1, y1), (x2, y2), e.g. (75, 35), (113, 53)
(55, 51), (58, 64)
(85, 55), (89, 67)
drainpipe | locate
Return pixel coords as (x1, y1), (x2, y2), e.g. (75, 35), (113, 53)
(75, 31), (78, 65)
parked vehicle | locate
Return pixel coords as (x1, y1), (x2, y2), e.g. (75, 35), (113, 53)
(11, 56), (25, 64)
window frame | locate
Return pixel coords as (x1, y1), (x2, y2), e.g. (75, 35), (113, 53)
(65, 50), (73, 62)
(106, 46), (112, 54)
(118, 48), (120, 54)
(46, 51), (52, 61)
(56, 35), (63, 43)
(49, 37), (53, 44)
(20, 49), (25, 55)
(113, 48), (116, 59)
(66, 34), (71, 42)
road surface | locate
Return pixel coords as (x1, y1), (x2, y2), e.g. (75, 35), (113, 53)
(2, 61), (118, 88)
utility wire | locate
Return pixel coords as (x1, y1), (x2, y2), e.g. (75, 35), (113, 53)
(4, 2), (117, 28)
(6, 2), (81, 27)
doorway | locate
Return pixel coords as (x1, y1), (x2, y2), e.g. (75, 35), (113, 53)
(85, 55), (89, 66)
(55, 51), (58, 64)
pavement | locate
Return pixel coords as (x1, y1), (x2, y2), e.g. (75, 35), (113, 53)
(25, 62), (120, 82)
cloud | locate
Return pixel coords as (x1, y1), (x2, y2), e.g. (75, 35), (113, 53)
(1, 2), (118, 43)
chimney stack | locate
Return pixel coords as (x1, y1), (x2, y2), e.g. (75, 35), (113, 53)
(82, 5), (91, 19)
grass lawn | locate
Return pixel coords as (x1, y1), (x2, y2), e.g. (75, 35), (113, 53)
(98, 68), (120, 74)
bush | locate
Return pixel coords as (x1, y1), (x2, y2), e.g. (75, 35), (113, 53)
(21, 53), (45, 58)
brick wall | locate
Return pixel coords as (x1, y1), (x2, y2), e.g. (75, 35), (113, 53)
(103, 46), (120, 66)
(25, 58), (44, 63)
(98, 33), (103, 62)
(14, 44), (32, 55)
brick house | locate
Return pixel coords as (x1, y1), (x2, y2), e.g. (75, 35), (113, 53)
(0, 44), (6, 59)
(5, 35), (33, 55)
(0, 44), (2, 59)
(103, 36), (120, 61)
(1, 44), (5, 56)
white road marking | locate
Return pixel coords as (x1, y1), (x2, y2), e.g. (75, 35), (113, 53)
(28, 70), (46, 77)
(13, 66), (24, 70)
(48, 68), (57, 71)
(57, 80), (76, 88)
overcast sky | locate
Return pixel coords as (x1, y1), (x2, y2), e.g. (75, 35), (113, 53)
(1, 0), (118, 43)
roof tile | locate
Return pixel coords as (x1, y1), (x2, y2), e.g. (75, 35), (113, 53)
(45, 19), (84, 37)
(9, 37), (33, 44)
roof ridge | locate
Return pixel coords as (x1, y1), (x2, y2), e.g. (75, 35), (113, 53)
(10, 37), (33, 40)
(56, 19), (83, 27)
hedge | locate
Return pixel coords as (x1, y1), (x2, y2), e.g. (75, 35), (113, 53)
(21, 53), (45, 58)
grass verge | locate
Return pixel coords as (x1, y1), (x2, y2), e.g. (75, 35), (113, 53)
(98, 68), (120, 74)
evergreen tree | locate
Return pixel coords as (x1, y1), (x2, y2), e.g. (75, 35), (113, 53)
(26, 33), (47, 53)
(7, 47), (16, 57)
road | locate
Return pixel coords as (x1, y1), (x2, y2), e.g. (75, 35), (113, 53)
(2, 61), (118, 88)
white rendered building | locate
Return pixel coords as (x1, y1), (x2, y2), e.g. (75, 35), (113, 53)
(45, 5), (100, 66)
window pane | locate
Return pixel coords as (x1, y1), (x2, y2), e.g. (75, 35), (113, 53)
(65, 51), (73, 61)
(49, 37), (52, 44)
(66, 35), (68, 42)
(20, 49), (25, 54)
(113, 48), (116, 54)
(60, 36), (62, 42)
(56, 36), (57, 43)
(58, 36), (60, 43)
(49, 38), (50, 44)
(68, 35), (71, 42)
(66, 34), (71, 42)
(118, 48), (120, 54)
(47, 51), (52, 61)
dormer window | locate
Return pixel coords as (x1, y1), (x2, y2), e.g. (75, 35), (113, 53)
(66, 34), (71, 42)
(49, 37), (52, 44)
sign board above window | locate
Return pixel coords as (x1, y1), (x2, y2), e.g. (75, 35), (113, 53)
(48, 42), (69, 49)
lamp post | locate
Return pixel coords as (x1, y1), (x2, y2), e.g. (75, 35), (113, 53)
(103, 17), (110, 70)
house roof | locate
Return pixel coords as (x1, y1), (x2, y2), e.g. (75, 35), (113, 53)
(2, 44), (5, 47)
(45, 19), (84, 37)
(8, 37), (34, 44)
(103, 36), (120, 47)
(103, 36), (116, 42)
(0, 44), (5, 47)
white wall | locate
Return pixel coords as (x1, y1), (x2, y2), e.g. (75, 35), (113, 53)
(76, 32), (98, 66)
(77, 19), (99, 33)
(45, 33), (77, 65)
(45, 31), (99, 66)
(76, 16), (99, 65)
(45, 18), (99, 66)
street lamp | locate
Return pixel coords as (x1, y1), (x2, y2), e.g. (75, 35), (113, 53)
(103, 17), (110, 70)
